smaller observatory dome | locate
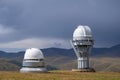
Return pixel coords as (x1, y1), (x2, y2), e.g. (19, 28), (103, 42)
(73, 25), (92, 40)
(24, 48), (44, 59)
(20, 48), (47, 73)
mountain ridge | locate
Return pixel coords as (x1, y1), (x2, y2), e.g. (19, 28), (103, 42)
(0, 44), (120, 58)
(0, 44), (120, 71)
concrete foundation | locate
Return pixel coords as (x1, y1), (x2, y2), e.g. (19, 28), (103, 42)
(72, 68), (95, 72)
(20, 67), (47, 73)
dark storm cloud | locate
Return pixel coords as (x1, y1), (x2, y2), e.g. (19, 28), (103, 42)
(0, 0), (120, 47)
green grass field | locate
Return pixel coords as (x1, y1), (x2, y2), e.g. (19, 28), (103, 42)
(0, 71), (120, 80)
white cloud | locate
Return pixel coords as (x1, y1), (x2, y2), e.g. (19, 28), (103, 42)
(0, 38), (71, 49)
(0, 24), (16, 35)
(0, 0), (119, 48)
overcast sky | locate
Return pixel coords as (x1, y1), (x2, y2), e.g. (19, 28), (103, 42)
(0, 0), (120, 51)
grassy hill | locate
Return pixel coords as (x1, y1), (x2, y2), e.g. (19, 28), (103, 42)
(45, 57), (120, 72)
(0, 58), (21, 71)
(0, 44), (120, 72)
(0, 71), (119, 80)
(90, 58), (120, 72)
(0, 57), (120, 72)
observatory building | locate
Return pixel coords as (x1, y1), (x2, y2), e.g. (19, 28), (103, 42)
(20, 48), (47, 73)
(71, 25), (95, 72)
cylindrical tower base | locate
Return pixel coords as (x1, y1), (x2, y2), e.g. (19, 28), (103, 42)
(72, 68), (95, 72)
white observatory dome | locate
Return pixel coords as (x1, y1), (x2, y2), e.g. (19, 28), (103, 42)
(73, 25), (92, 40)
(71, 25), (95, 72)
(20, 48), (47, 73)
(24, 48), (44, 59)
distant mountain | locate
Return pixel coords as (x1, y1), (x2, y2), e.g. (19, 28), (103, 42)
(0, 44), (120, 71)
(0, 51), (24, 59)
(42, 47), (76, 58)
(91, 44), (120, 57)
(0, 44), (120, 58)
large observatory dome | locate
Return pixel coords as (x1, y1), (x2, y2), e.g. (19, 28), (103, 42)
(73, 25), (92, 40)
(71, 25), (95, 72)
(24, 48), (44, 59)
